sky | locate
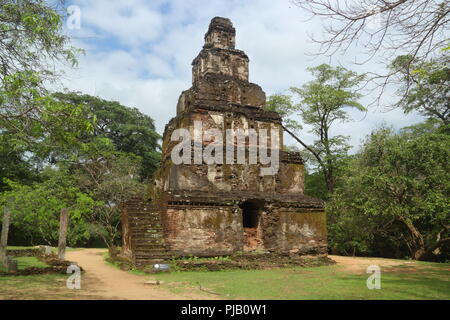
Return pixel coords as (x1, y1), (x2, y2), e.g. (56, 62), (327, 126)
(59, 0), (425, 152)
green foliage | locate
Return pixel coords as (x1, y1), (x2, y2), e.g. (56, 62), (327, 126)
(267, 64), (365, 194)
(265, 94), (302, 133)
(0, 0), (89, 146)
(1, 168), (95, 246)
(391, 54), (449, 125)
(71, 139), (147, 248)
(304, 169), (328, 200)
(0, 0), (80, 78)
(53, 92), (162, 180)
(0, 133), (39, 191)
(0, 0), (94, 162)
(328, 125), (450, 260)
(0, 72), (94, 153)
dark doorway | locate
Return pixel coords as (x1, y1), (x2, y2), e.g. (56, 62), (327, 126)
(240, 200), (264, 250)
(241, 200), (260, 228)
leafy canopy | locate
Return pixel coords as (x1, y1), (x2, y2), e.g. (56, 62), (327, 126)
(328, 125), (450, 260)
(53, 92), (161, 180)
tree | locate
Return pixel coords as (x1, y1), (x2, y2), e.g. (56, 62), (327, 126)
(265, 94), (302, 134)
(0, 1), (91, 149)
(53, 92), (161, 180)
(0, 0), (78, 80)
(0, 132), (39, 191)
(267, 64), (365, 194)
(1, 168), (94, 246)
(391, 54), (450, 125)
(304, 168), (331, 200)
(295, 0), (449, 104)
(328, 126), (450, 261)
(71, 139), (146, 249)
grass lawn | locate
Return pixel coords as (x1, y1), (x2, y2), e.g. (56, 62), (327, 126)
(152, 261), (450, 300)
(7, 246), (84, 251)
(6, 246), (33, 250)
(0, 248), (93, 300)
(0, 256), (49, 272)
(0, 273), (88, 300)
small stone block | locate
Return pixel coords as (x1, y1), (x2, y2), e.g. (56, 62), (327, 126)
(144, 280), (164, 285)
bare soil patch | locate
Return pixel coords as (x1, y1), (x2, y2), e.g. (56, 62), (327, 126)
(329, 255), (417, 274)
(65, 248), (214, 300)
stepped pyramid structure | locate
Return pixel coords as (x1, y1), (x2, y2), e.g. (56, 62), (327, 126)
(121, 17), (327, 267)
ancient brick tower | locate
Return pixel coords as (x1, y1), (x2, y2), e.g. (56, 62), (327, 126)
(121, 17), (326, 266)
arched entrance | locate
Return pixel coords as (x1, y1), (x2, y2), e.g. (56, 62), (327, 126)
(240, 200), (264, 250)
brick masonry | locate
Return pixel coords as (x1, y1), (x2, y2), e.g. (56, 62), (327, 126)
(121, 17), (327, 266)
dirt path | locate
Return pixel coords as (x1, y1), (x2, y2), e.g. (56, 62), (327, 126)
(328, 255), (416, 273)
(65, 249), (213, 300)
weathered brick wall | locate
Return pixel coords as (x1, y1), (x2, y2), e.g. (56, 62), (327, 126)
(278, 209), (327, 254)
(164, 205), (242, 256)
(154, 108), (306, 195)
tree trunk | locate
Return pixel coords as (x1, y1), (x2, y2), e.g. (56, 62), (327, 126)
(57, 208), (69, 260)
(399, 216), (426, 260)
(0, 206), (11, 267)
(323, 170), (335, 193)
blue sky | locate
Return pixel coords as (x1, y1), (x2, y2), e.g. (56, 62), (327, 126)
(59, 0), (424, 151)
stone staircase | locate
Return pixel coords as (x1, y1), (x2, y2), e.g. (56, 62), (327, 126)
(125, 200), (171, 267)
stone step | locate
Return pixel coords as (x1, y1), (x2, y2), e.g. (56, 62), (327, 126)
(134, 244), (167, 249)
(135, 259), (168, 265)
(132, 236), (164, 242)
(130, 228), (163, 233)
(129, 222), (162, 227)
(132, 228), (164, 233)
(134, 250), (170, 256)
(129, 215), (160, 219)
(128, 212), (161, 216)
(130, 226), (162, 231)
(132, 232), (164, 236)
(130, 223), (162, 228)
(130, 229), (163, 233)
(133, 239), (165, 243)
(134, 248), (170, 253)
(132, 234), (164, 239)
(129, 218), (161, 223)
(129, 216), (161, 220)
(131, 233), (164, 238)
(127, 210), (159, 217)
(128, 211), (159, 215)
(134, 248), (170, 254)
(135, 255), (172, 260)
(133, 242), (165, 247)
(130, 220), (160, 224)
(131, 229), (163, 234)
(128, 212), (160, 217)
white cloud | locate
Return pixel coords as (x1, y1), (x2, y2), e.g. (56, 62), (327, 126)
(61, 0), (425, 149)
(74, 0), (164, 47)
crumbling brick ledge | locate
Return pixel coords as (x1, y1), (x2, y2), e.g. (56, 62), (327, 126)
(109, 252), (335, 273)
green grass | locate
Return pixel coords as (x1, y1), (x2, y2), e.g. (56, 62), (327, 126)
(16, 256), (49, 270)
(152, 262), (450, 300)
(0, 273), (84, 300)
(6, 246), (34, 250)
(0, 256), (49, 272)
(102, 252), (450, 300)
(6, 246), (84, 252)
